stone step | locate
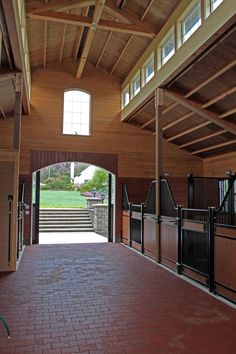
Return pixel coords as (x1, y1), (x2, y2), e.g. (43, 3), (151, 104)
(40, 228), (94, 233)
(40, 216), (90, 220)
(40, 221), (92, 226)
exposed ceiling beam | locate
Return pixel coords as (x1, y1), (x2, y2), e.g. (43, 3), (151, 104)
(59, 24), (67, 64)
(141, 117), (155, 129)
(163, 112), (194, 132)
(76, 0), (105, 79)
(27, 10), (156, 38)
(166, 121), (209, 142)
(220, 107), (236, 119)
(26, 0), (95, 14)
(0, 27), (2, 66)
(73, 7), (89, 60)
(0, 5), (13, 69)
(202, 86), (236, 109)
(164, 89), (236, 137)
(141, 0), (154, 21)
(179, 129), (227, 148)
(163, 102), (177, 115)
(185, 59), (236, 98)
(43, 21), (47, 68)
(105, 0), (157, 34)
(110, 34), (133, 74)
(192, 139), (236, 155)
(96, 30), (112, 68)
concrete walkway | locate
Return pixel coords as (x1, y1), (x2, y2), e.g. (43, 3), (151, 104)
(39, 231), (107, 244)
(0, 243), (236, 353)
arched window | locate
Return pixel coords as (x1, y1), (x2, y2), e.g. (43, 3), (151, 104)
(63, 89), (91, 136)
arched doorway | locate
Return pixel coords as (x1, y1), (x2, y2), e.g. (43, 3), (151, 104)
(29, 150), (118, 245)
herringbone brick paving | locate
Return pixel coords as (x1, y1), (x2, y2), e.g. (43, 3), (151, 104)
(0, 243), (235, 353)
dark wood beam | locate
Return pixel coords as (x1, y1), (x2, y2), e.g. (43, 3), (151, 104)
(179, 129), (226, 148)
(13, 73), (22, 150)
(192, 139), (236, 155)
(155, 88), (164, 263)
(164, 90), (236, 137)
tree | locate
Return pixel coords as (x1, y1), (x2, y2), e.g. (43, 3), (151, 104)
(80, 168), (108, 193)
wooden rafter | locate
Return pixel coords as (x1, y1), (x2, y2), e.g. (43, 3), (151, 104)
(166, 122), (209, 142)
(163, 112), (194, 132)
(179, 130), (227, 148)
(185, 59), (236, 98)
(27, 10), (156, 38)
(164, 90), (236, 137)
(96, 30), (112, 68)
(110, 34), (133, 74)
(76, 0), (105, 79)
(163, 102), (177, 115)
(0, 8), (13, 69)
(0, 27), (2, 66)
(220, 107), (236, 119)
(59, 24), (67, 64)
(141, 0), (154, 21)
(141, 117), (155, 129)
(192, 139), (236, 155)
(43, 21), (47, 68)
(73, 7), (89, 60)
(202, 86), (236, 109)
(0, 105), (6, 119)
(26, 0), (95, 14)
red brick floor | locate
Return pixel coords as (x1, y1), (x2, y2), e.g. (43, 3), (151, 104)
(0, 243), (235, 354)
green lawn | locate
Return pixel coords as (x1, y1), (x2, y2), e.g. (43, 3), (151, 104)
(40, 190), (87, 208)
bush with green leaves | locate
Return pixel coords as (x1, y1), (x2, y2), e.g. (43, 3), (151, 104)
(80, 169), (108, 193)
(41, 176), (74, 191)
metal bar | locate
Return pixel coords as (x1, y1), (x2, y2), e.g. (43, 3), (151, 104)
(8, 195), (13, 264)
(177, 205), (183, 275)
(208, 206), (215, 293)
(129, 202), (132, 247)
(33, 171), (40, 244)
(108, 173), (112, 242)
(141, 203), (144, 254)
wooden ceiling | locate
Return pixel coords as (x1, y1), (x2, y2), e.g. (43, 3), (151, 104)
(25, 0), (179, 79)
(124, 25), (236, 159)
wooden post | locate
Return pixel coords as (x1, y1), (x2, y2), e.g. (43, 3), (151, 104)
(155, 88), (164, 263)
(13, 73), (23, 150)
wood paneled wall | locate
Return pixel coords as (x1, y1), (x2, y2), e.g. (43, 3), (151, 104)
(203, 151), (236, 177)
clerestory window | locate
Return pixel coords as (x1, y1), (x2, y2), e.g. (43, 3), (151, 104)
(182, 1), (201, 43)
(63, 90), (91, 136)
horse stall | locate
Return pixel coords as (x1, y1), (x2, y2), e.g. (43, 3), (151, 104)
(122, 174), (236, 304)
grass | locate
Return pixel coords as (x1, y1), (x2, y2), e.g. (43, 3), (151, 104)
(40, 190), (87, 208)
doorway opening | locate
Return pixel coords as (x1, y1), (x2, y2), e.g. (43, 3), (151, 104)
(31, 162), (116, 244)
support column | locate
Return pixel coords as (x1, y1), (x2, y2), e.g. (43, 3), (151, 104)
(13, 73), (23, 150)
(155, 88), (164, 263)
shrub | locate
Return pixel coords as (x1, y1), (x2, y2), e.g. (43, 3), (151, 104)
(41, 176), (74, 190)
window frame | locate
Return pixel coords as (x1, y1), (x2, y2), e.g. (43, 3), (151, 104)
(161, 29), (175, 66)
(181, 0), (202, 44)
(142, 53), (155, 87)
(131, 70), (141, 99)
(122, 85), (130, 108)
(62, 89), (91, 137)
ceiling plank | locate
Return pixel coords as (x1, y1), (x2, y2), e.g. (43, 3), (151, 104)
(110, 34), (133, 74)
(0, 27), (2, 66)
(96, 30), (112, 68)
(73, 7), (89, 60)
(202, 86), (236, 108)
(166, 121), (209, 142)
(163, 111), (194, 132)
(163, 102), (177, 115)
(26, 0), (95, 14)
(165, 90), (236, 137)
(27, 10), (156, 38)
(192, 139), (236, 155)
(0, 6), (13, 69)
(141, 117), (155, 129)
(59, 23), (67, 64)
(179, 129), (227, 148)
(76, 0), (105, 79)
(43, 21), (47, 68)
(185, 59), (236, 98)
(141, 0), (154, 21)
(220, 107), (236, 119)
